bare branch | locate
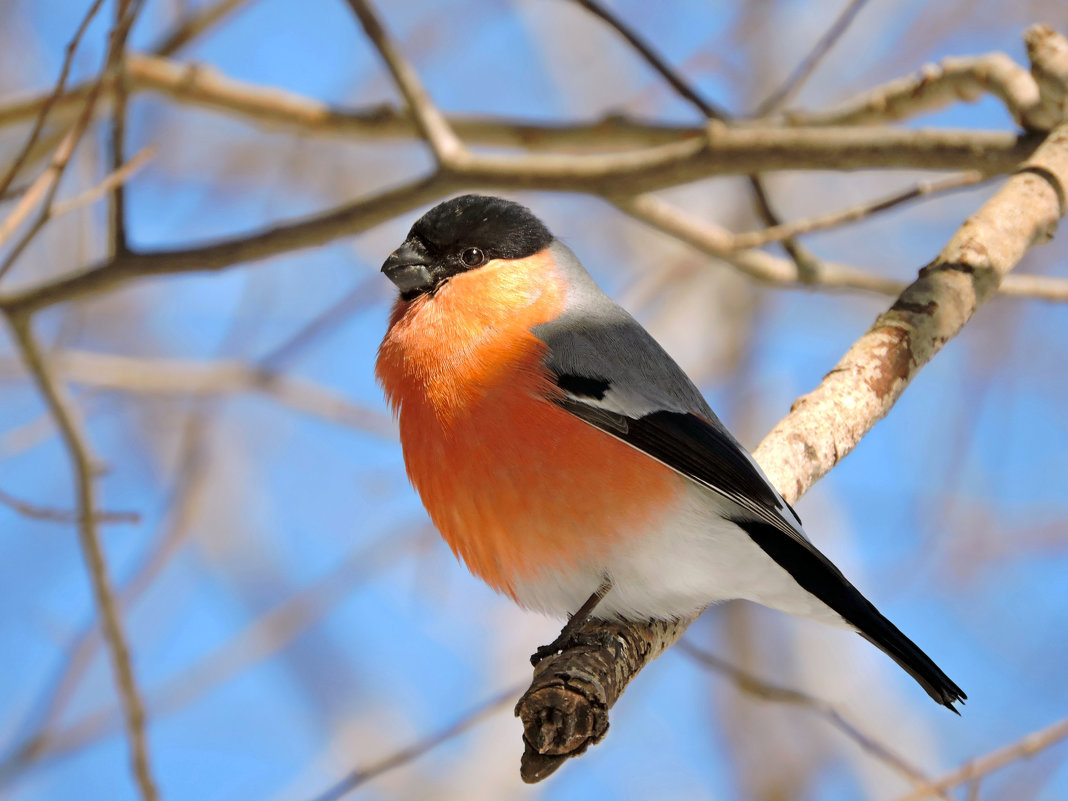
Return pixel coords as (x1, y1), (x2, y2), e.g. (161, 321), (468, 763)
(891, 715), (1068, 801)
(2, 533), (420, 774)
(342, 0), (465, 165)
(613, 192), (1068, 301)
(0, 0), (107, 200)
(0, 485), (139, 525)
(4, 316), (158, 800)
(308, 686), (521, 801)
(0, 349), (396, 437)
(573, 0), (727, 121)
(784, 51), (1050, 130)
(107, 0), (134, 256)
(754, 0), (871, 115)
(150, 0), (254, 56)
(515, 120), (1068, 782)
(0, 55), (698, 150)
(680, 642), (946, 798)
(728, 171), (986, 249)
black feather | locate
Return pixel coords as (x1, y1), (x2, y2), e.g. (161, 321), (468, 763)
(736, 518), (966, 711)
(557, 373), (610, 400)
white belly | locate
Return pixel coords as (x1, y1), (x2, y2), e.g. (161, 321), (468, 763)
(510, 484), (851, 629)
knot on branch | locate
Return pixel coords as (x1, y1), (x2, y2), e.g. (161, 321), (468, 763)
(1023, 24), (1068, 130)
(513, 616), (690, 783)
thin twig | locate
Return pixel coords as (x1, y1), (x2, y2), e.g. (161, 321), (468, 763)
(569, 0), (825, 281)
(49, 146), (156, 219)
(4, 316), (158, 800)
(0, 485), (140, 525)
(613, 191), (1068, 300)
(1, 532), (421, 775)
(342, 0), (465, 165)
(258, 274), (382, 369)
(0, 0), (107, 201)
(0, 413), (208, 780)
(754, 0), (872, 115)
(307, 685), (521, 801)
(730, 171), (986, 249)
(151, 0), (254, 56)
(573, 0), (728, 121)
(680, 642), (947, 798)
(0, 0), (146, 281)
(891, 715), (1068, 801)
(0, 349), (396, 437)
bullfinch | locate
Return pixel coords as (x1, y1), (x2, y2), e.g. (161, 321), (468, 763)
(376, 194), (965, 711)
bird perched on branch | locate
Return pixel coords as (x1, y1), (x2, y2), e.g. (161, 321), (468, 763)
(376, 194), (965, 711)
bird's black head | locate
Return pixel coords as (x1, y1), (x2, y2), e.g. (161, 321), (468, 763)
(381, 195), (553, 299)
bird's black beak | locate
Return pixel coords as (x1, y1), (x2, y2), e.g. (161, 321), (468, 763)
(382, 240), (434, 297)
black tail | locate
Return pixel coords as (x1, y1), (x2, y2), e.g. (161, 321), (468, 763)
(738, 519), (966, 712)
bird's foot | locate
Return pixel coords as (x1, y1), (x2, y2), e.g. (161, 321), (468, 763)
(530, 628), (619, 666)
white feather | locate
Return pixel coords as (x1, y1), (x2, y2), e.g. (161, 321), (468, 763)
(511, 483), (851, 628)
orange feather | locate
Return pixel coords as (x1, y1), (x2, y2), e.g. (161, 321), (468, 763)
(376, 250), (682, 599)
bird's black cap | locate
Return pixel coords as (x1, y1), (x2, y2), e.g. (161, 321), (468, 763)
(382, 195), (553, 299)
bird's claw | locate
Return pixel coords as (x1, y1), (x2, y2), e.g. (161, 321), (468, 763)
(530, 629), (619, 666)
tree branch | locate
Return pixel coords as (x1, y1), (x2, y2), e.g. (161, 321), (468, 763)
(342, 0), (465, 165)
(0, 349), (395, 437)
(613, 191), (1068, 301)
(785, 27), (1065, 132)
(4, 315), (159, 800)
(0, 0), (107, 200)
(308, 686), (520, 801)
(753, 0), (871, 115)
(891, 715), (1068, 801)
(680, 642), (947, 798)
(0, 485), (139, 526)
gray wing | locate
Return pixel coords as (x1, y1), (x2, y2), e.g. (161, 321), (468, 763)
(534, 241), (803, 536)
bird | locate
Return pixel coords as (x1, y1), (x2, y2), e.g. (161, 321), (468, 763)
(375, 194), (965, 711)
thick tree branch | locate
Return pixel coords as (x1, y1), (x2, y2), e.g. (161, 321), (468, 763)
(515, 120), (1068, 782)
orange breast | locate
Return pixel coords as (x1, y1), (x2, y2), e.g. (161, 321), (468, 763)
(376, 251), (682, 598)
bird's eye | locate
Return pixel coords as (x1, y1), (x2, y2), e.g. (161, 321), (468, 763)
(460, 247), (485, 267)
